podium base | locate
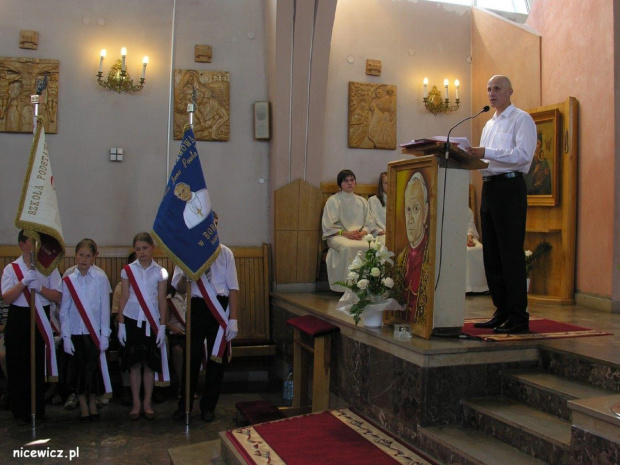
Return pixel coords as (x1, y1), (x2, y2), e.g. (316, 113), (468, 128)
(432, 326), (462, 338)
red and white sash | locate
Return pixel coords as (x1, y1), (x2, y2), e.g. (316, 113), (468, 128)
(11, 263), (58, 380)
(124, 265), (170, 383)
(63, 274), (112, 394)
(167, 296), (185, 326)
(196, 274), (231, 363)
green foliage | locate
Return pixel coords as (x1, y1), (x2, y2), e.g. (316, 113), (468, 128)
(524, 241), (552, 278)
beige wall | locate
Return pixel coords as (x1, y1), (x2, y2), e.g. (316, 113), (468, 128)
(527, 0), (617, 301)
(470, 8), (541, 212)
(320, 0), (473, 186)
(0, 0), (270, 247)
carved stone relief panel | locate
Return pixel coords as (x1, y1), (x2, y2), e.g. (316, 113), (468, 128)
(194, 45), (212, 63)
(19, 30), (39, 50)
(0, 57), (59, 134)
(174, 69), (230, 141)
(366, 59), (382, 76)
(348, 81), (396, 150)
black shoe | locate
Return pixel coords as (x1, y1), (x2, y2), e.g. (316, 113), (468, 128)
(201, 410), (215, 422)
(493, 320), (529, 334)
(473, 316), (507, 329)
(172, 408), (186, 421)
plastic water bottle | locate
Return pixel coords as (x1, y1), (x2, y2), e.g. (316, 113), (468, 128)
(282, 368), (293, 406)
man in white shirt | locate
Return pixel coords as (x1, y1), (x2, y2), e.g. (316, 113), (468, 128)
(466, 75), (536, 334)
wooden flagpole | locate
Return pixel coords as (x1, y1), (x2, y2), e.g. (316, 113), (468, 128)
(184, 284), (191, 426)
(29, 78), (46, 430)
(183, 96), (196, 426)
(29, 247), (37, 429)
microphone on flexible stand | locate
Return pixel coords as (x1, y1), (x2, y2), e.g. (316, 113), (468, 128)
(444, 106), (490, 159)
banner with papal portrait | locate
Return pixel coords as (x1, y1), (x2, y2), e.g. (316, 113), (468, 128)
(152, 125), (220, 281)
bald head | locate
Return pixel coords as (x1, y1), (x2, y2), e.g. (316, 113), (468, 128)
(487, 75), (513, 114)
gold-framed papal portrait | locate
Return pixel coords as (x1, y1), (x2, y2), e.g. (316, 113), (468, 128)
(386, 156), (438, 339)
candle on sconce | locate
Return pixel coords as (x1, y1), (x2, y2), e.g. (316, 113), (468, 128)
(423, 77), (428, 98)
(444, 79), (449, 99)
(121, 47), (127, 72)
(98, 49), (106, 73)
(141, 56), (149, 80)
(455, 79), (460, 100)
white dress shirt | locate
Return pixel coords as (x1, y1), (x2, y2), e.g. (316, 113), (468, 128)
(1, 256), (62, 307)
(120, 259), (168, 325)
(171, 245), (239, 297)
(480, 104), (537, 177)
(59, 266), (112, 338)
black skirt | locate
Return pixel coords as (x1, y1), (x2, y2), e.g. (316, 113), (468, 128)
(67, 335), (105, 396)
(121, 317), (161, 372)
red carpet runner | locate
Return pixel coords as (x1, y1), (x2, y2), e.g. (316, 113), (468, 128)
(226, 408), (436, 465)
(462, 317), (611, 342)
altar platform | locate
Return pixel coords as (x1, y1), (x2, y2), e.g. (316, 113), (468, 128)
(167, 293), (620, 465)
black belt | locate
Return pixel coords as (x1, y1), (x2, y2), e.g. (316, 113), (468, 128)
(482, 172), (523, 183)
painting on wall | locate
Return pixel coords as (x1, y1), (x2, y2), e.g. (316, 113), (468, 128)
(174, 70), (230, 141)
(0, 57), (59, 134)
(525, 108), (561, 206)
(386, 157), (437, 339)
(348, 82), (397, 150)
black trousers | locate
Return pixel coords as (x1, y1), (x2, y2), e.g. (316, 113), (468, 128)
(177, 296), (229, 413)
(480, 176), (529, 323)
(5, 304), (47, 420)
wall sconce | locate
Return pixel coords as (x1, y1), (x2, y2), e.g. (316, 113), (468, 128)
(96, 48), (148, 93)
(422, 77), (460, 115)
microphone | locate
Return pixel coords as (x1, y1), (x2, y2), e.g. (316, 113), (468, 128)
(445, 106), (491, 159)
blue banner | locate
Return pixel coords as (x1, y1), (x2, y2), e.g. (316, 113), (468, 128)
(152, 125), (220, 280)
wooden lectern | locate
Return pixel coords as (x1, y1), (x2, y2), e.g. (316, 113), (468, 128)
(386, 140), (485, 339)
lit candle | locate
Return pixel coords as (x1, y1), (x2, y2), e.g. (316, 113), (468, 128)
(444, 79), (449, 99)
(455, 79), (460, 100)
(121, 47), (127, 72)
(423, 77), (428, 98)
(141, 56), (149, 80)
(98, 49), (106, 73)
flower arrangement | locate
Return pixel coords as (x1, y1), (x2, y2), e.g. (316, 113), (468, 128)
(525, 241), (552, 278)
(335, 234), (399, 325)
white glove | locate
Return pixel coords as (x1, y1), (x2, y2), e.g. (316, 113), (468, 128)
(99, 335), (109, 351)
(155, 325), (166, 348)
(118, 323), (126, 347)
(28, 279), (43, 293)
(63, 337), (75, 355)
(21, 270), (37, 286)
(225, 319), (238, 342)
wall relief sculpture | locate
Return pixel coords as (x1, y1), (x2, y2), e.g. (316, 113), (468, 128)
(0, 57), (59, 134)
(348, 81), (396, 150)
(174, 69), (230, 141)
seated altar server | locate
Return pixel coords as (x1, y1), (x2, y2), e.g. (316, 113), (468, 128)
(322, 169), (375, 292)
(368, 171), (388, 236)
(466, 208), (489, 294)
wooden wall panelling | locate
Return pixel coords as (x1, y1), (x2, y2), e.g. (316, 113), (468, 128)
(0, 244), (272, 344)
(526, 97), (578, 304)
(274, 179), (323, 284)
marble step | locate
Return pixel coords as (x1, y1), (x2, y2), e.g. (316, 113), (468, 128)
(540, 347), (620, 393)
(502, 369), (614, 421)
(462, 396), (571, 464)
(418, 425), (548, 465)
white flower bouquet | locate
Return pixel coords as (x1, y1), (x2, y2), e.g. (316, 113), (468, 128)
(335, 235), (403, 325)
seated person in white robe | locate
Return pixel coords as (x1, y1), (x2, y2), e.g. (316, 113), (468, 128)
(466, 208), (489, 293)
(322, 170), (375, 292)
(368, 171), (388, 243)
